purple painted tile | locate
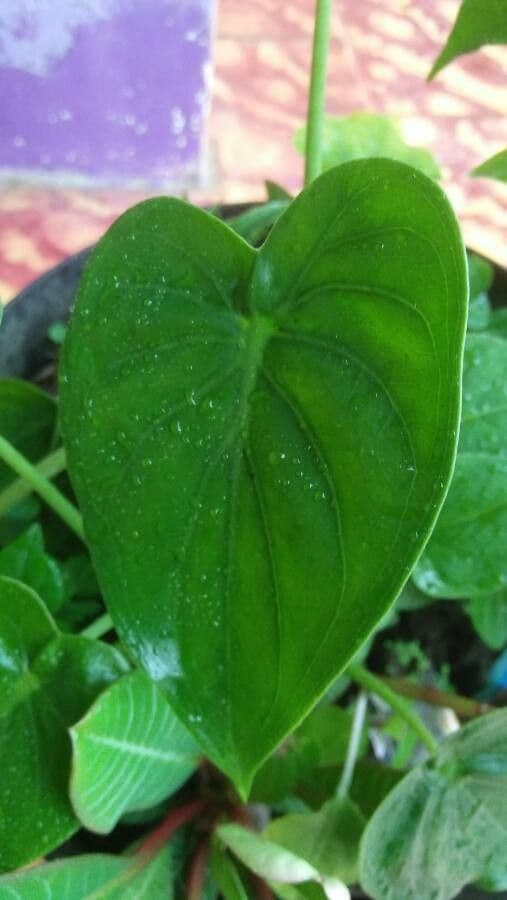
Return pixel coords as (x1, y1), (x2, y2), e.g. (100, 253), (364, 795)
(0, 0), (215, 187)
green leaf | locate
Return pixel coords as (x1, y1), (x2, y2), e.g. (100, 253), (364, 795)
(266, 181), (293, 201)
(210, 845), (251, 900)
(294, 114), (441, 179)
(472, 148), (507, 183)
(0, 523), (64, 612)
(0, 379), (56, 491)
(0, 844), (176, 898)
(70, 669), (199, 833)
(60, 160), (467, 794)
(265, 797), (366, 885)
(489, 308), (507, 341)
(295, 705), (367, 768)
(429, 0), (507, 78)
(414, 452), (507, 597)
(228, 201), (290, 246)
(0, 576), (127, 872)
(467, 252), (494, 300)
(217, 823), (319, 885)
(250, 739), (319, 805)
(360, 708), (507, 900)
(459, 333), (507, 455)
(48, 321), (68, 345)
(467, 589), (507, 649)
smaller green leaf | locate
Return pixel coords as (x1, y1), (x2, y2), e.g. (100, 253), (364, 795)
(265, 180), (293, 201)
(294, 114), (441, 179)
(0, 379), (56, 491)
(270, 885), (330, 900)
(0, 577), (127, 872)
(295, 705), (367, 768)
(472, 148), (507, 183)
(217, 824), (319, 885)
(0, 523), (64, 612)
(395, 580), (432, 612)
(48, 321), (68, 345)
(360, 708), (507, 900)
(265, 797), (366, 885)
(227, 201), (289, 246)
(250, 740), (319, 805)
(349, 760), (404, 819)
(467, 252), (494, 300)
(70, 669), (199, 833)
(460, 333), (507, 456)
(210, 844), (251, 900)
(429, 0), (507, 78)
(413, 452), (507, 597)
(467, 293), (491, 331)
(467, 589), (507, 649)
(0, 844), (176, 899)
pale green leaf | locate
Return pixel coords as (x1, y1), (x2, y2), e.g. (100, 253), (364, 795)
(429, 0), (507, 78)
(70, 670), (199, 833)
(467, 589), (507, 649)
(472, 148), (507, 183)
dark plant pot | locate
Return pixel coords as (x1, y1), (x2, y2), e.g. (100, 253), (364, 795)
(0, 229), (503, 900)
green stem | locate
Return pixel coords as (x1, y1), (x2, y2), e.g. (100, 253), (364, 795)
(81, 612), (113, 640)
(348, 662), (439, 755)
(0, 446), (67, 518)
(337, 691), (368, 798)
(0, 435), (84, 542)
(304, 0), (333, 186)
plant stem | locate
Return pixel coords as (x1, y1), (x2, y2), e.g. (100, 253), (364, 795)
(380, 675), (492, 719)
(304, 0), (333, 185)
(348, 662), (439, 755)
(81, 612), (114, 640)
(186, 836), (210, 900)
(0, 446), (67, 518)
(337, 692), (368, 798)
(137, 800), (204, 857)
(0, 435), (84, 542)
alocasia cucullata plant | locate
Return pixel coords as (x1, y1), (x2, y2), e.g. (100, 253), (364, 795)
(0, 1), (505, 898)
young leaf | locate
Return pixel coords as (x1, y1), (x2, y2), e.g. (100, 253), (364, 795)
(360, 708), (507, 900)
(429, 0), (507, 78)
(467, 589), (507, 650)
(70, 670), (199, 833)
(217, 824), (319, 885)
(228, 201), (290, 246)
(0, 577), (127, 872)
(0, 379), (56, 491)
(294, 114), (440, 179)
(0, 523), (64, 612)
(414, 453), (507, 597)
(0, 844), (176, 899)
(459, 333), (507, 455)
(472, 148), (507, 183)
(60, 159), (467, 794)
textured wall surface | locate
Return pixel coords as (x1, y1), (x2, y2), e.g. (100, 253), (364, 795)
(0, 0), (505, 303)
(0, 0), (214, 185)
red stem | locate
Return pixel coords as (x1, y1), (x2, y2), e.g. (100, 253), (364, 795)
(137, 800), (204, 857)
(253, 875), (275, 900)
(186, 836), (210, 900)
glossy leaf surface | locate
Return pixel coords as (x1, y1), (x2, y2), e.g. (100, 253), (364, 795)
(0, 577), (127, 872)
(429, 0), (507, 78)
(61, 160), (467, 792)
(360, 709), (507, 900)
(0, 379), (56, 492)
(0, 845), (175, 899)
(414, 452), (507, 597)
(70, 670), (199, 833)
(472, 148), (507, 183)
(294, 114), (440, 179)
(0, 523), (64, 612)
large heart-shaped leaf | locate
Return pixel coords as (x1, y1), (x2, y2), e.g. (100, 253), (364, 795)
(60, 160), (467, 793)
(359, 709), (507, 899)
(0, 577), (127, 872)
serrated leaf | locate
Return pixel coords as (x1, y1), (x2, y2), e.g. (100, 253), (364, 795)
(472, 148), (507, 183)
(360, 709), (507, 900)
(0, 523), (64, 612)
(0, 844), (176, 899)
(60, 160), (467, 793)
(459, 333), (507, 456)
(294, 114), (440, 179)
(0, 577), (127, 872)
(0, 379), (56, 491)
(70, 669), (199, 833)
(467, 589), (507, 649)
(414, 452), (507, 597)
(429, 0), (507, 78)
